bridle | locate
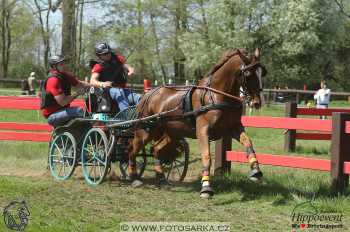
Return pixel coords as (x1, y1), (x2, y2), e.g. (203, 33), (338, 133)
(239, 61), (265, 103)
(201, 50), (265, 105)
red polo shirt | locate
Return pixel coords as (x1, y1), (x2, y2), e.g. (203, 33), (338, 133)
(91, 53), (126, 74)
(42, 70), (79, 118)
(91, 53), (127, 88)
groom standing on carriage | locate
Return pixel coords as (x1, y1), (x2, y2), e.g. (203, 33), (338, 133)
(90, 42), (141, 111)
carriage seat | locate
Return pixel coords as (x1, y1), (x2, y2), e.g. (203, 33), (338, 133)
(86, 87), (119, 115)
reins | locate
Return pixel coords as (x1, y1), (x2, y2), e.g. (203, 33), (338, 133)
(163, 85), (243, 103)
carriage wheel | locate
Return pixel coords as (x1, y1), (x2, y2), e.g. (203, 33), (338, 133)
(119, 148), (147, 181)
(162, 139), (189, 182)
(49, 132), (77, 181)
(81, 128), (110, 186)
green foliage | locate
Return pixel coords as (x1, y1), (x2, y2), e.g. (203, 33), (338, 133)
(2, 0), (350, 91)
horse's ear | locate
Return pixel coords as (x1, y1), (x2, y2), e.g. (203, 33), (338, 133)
(237, 49), (250, 65)
(254, 48), (261, 60)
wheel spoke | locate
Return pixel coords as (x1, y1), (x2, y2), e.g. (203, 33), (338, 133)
(88, 162), (94, 178)
(64, 136), (69, 151)
(62, 159), (67, 174)
(175, 166), (182, 178)
(98, 135), (103, 148)
(83, 147), (93, 154)
(88, 136), (93, 149)
(93, 161), (97, 182)
(95, 155), (105, 165)
(54, 143), (64, 158)
(58, 163), (63, 176)
(97, 159), (103, 178)
(166, 163), (173, 180)
(60, 136), (65, 152)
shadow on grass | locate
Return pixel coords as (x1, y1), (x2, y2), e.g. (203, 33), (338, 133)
(156, 170), (350, 205)
(295, 146), (330, 156)
(101, 158), (349, 205)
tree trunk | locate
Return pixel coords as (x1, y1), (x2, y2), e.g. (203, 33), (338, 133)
(0, 0), (13, 79)
(33, 0), (51, 68)
(137, 0), (146, 81)
(76, 0), (84, 77)
(173, 0), (186, 84)
(61, 0), (76, 71)
(150, 12), (167, 84)
(198, 0), (210, 48)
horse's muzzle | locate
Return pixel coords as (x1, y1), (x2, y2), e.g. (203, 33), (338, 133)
(251, 96), (261, 109)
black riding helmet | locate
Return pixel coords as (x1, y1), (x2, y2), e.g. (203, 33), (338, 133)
(49, 55), (66, 67)
(95, 42), (111, 55)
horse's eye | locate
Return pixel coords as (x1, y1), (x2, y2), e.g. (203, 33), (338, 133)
(244, 71), (251, 76)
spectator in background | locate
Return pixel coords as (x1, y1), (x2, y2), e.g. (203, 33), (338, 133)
(21, 79), (29, 95)
(314, 80), (331, 119)
(28, 72), (36, 95)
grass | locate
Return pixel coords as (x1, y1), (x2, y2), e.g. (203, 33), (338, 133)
(0, 100), (350, 231)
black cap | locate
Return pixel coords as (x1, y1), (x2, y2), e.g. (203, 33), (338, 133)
(49, 55), (66, 66)
(95, 42), (111, 55)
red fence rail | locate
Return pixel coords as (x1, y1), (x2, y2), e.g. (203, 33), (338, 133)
(284, 102), (350, 152)
(215, 112), (350, 193)
(0, 96), (77, 142)
(0, 96), (84, 110)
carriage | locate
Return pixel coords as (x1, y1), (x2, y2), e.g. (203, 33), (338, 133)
(47, 48), (265, 198)
(47, 87), (190, 186)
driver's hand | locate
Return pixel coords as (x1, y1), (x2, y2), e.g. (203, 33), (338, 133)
(127, 67), (135, 76)
(103, 81), (113, 88)
(76, 86), (87, 96)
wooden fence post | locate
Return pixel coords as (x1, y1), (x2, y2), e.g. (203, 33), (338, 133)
(331, 112), (350, 193)
(284, 101), (297, 152)
(214, 137), (232, 175)
(214, 100), (247, 175)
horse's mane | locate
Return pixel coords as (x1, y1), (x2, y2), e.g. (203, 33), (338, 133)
(205, 48), (248, 77)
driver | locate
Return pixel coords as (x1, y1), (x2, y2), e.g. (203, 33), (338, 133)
(90, 42), (141, 111)
(40, 55), (90, 127)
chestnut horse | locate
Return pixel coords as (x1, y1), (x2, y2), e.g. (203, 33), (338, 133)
(129, 48), (266, 198)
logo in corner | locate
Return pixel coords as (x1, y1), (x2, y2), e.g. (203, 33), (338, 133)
(3, 200), (30, 231)
(291, 199), (343, 230)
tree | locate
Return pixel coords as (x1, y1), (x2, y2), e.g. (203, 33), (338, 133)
(30, 0), (53, 68)
(61, 0), (76, 70)
(0, 0), (17, 78)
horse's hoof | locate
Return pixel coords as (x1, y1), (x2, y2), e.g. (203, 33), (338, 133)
(200, 186), (214, 199)
(156, 173), (172, 189)
(248, 168), (263, 183)
(131, 179), (143, 188)
(106, 170), (119, 182)
(200, 193), (212, 199)
(158, 181), (172, 190)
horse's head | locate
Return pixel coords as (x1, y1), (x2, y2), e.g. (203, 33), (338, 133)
(237, 48), (267, 109)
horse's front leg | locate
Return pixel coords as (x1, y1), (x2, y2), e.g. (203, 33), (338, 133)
(128, 129), (150, 187)
(196, 121), (214, 198)
(152, 134), (172, 188)
(233, 126), (263, 182)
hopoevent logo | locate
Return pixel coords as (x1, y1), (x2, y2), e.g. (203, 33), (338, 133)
(291, 199), (343, 230)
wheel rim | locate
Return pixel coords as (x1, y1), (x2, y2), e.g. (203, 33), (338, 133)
(81, 128), (109, 186)
(49, 132), (77, 181)
(163, 140), (189, 182)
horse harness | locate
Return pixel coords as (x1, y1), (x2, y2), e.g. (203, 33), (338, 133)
(131, 53), (266, 130)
